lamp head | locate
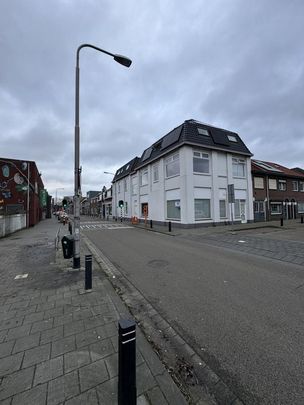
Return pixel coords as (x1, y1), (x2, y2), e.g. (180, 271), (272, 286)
(114, 54), (132, 67)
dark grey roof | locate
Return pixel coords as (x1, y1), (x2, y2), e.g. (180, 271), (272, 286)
(113, 156), (140, 182)
(113, 119), (252, 181)
(135, 119), (252, 170)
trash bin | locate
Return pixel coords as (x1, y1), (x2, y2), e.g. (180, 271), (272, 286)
(61, 235), (74, 259)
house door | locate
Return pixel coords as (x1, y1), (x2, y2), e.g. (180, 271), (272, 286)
(254, 201), (265, 222)
(240, 200), (246, 223)
(291, 199), (296, 219)
(284, 199), (290, 219)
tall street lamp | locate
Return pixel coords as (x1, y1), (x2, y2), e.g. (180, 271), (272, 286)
(73, 44), (132, 269)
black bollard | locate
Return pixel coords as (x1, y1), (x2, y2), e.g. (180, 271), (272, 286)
(118, 319), (136, 405)
(301, 216), (303, 224)
(85, 255), (92, 290)
(168, 221), (172, 232)
(280, 217), (283, 226)
(150, 219), (153, 229)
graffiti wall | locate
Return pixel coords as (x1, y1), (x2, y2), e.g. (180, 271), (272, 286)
(0, 157), (46, 226)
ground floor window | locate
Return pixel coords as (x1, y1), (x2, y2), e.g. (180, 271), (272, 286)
(167, 200), (181, 220)
(219, 200), (227, 218)
(234, 199), (246, 219)
(125, 202), (128, 215)
(298, 202), (304, 213)
(270, 202), (282, 214)
(194, 199), (211, 220)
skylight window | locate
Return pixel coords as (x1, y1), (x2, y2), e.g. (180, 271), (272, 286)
(197, 128), (209, 136)
(254, 161), (282, 172)
(228, 135), (238, 142)
(126, 164), (130, 170)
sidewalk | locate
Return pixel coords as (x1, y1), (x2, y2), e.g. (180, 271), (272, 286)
(0, 218), (187, 404)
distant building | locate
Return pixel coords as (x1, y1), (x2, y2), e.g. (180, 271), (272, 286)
(80, 191), (100, 216)
(0, 157), (47, 226)
(252, 160), (304, 221)
(112, 119), (254, 227)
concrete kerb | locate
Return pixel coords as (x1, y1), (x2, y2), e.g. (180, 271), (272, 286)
(82, 233), (244, 405)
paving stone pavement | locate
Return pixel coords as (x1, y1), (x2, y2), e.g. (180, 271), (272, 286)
(183, 232), (304, 266)
(0, 218), (187, 405)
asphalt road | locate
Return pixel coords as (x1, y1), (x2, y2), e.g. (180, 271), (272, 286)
(82, 221), (304, 404)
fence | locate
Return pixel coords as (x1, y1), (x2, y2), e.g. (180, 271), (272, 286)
(0, 214), (26, 238)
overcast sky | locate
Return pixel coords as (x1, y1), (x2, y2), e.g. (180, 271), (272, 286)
(1, 0), (303, 199)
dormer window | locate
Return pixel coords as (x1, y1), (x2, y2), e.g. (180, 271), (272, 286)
(228, 135), (237, 142)
(197, 128), (209, 136)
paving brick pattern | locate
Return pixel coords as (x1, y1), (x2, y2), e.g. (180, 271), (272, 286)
(187, 233), (304, 265)
(0, 219), (187, 404)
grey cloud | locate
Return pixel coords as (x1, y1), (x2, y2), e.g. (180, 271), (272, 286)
(1, 0), (304, 196)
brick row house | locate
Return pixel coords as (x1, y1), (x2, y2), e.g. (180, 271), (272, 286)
(252, 160), (304, 221)
(80, 188), (113, 218)
(112, 119), (254, 227)
(0, 157), (48, 226)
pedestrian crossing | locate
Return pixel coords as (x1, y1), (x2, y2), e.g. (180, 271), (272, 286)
(80, 222), (133, 230)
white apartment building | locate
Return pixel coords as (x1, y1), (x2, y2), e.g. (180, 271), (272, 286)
(112, 119), (254, 227)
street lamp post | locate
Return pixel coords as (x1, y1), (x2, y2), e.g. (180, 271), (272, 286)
(73, 44), (132, 269)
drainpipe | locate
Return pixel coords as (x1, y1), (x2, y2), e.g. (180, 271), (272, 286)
(266, 175), (270, 221)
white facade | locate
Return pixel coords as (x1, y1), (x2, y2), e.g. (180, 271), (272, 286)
(113, 145), (254, 226)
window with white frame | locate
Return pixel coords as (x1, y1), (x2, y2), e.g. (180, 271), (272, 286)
(278, 180), (286, 191)
(269, 178), (277, 190)
(140, 168), (148, 186)
(234, 200), (240, 218)
(194, 199), (211, 220)
(131, 176), (137, 195)
(118, 182), (121, 193)
(300, 182), (304, 192)
(166, 199), (181, 219)
(292, 181), (298, 191)
(153, 164), (159, 182)
(234, 199), (246, 218)
(219, 200), (227, 218)
(298, 202), (304, 213)
(254, 177), (264, 189)
(125, 202), (128, 214)
(124, 178), (128, 192)
(232, 157), (246, 177)
(270, 202), (282, 214)
(165, 153), (180, 178)
(193, 151), (210, 174)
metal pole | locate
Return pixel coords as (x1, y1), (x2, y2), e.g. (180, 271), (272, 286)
(73, 52), (81, 269)
(73, 44), (131, 269)
(168, 221), (171, 232)
(27, 162), (30, 228)
(85, 255), (92, 290)
(150, 219), (153, 229)
(118, 319), (136, 405)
